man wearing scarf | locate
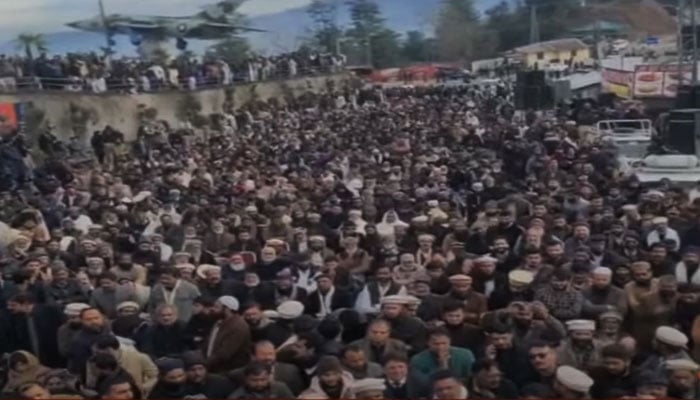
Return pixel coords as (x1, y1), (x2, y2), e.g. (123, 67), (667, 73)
(307, 274), (353, 318)
(354, 265), (407, 317)
(271, 268), (308, 308)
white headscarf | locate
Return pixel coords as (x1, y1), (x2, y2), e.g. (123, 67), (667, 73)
(377, 210), (408, 239)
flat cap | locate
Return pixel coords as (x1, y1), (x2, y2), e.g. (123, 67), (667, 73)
(64, 302), (91, 317)
(566, 319), (596, 332)
(351, 378), (386, 395)
(196, 264), (221, 279)
(277, 300), (304, 320)
(556, 365), (594, 393)
(508, 269), (534, 286)
(665, 359), (700, 371)
(116, 301), (141, 312)
(448, 274), (472, 283)
(652, 216), (669, 225)
(592, 266), (612, 277)
(599, 310), (623, 321)
(381, 295), (411, 306)
(475, 255), (498, 264)
(656, 326), (688, 348)
(217, 296), (239, 311)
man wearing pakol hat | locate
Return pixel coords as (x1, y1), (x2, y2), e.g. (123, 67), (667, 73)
(638, 326), (693, 378)
(307, 273), (354, 318)
(380, 295), (428, 352)
(647, 216), (680, 251)
(57, 302), (91, 358)
(444, 274), (487, 325)
(553, 365), (594, 398)
(666, 358), (700, 399)
(595, 310), (627, 346)
(488, 269), (535, 310)
(557, 319), (603, 372)
(581, 266), (628, 319)
(470, 255), (499, 297)
(354, 264), (407, 317)
(204, 296), (251, 373)
(351, 377), (386, 399)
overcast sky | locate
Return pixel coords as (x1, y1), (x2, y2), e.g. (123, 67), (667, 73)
(0, 0), (312, 37)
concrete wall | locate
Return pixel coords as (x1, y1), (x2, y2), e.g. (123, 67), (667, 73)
(0, 73), (350, 142)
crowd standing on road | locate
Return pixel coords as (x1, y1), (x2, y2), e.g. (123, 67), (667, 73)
(0, 81), (699, 400)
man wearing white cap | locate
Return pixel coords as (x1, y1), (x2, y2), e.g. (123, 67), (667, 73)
(647, 216), (680, 251)
(204, 296), (251, 374)
(666, 359), (700, 399)
(638, 326), (693, 377)
(471, 256), (498, 297)
(553, 365), (593, 398)
(557, 319), (602, 371)
(354, 264), (407, 316)
(57, 302), (91, 357)
(351, 377), (386, 399)
(444, 274), (486, 325)
(380, 295), (428, 352)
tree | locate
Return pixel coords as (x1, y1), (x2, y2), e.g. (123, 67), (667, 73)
(207, 36), (252, 66)
(345, 0), (402, 67)
(15, 33), (47, 60)
(307, 0), (343, 53)
(402, 30), (432, 62)
(371, 29), (403, 68)
(434, 0), (481, 61)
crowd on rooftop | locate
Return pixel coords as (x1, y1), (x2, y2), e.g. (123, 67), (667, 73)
(0, 50), (345, 94)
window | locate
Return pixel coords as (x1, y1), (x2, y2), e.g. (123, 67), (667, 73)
(571, 49), (578, 57)
(537, 52), (545, 60)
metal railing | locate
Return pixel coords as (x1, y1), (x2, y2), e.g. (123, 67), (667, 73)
(0, 64), (346, 95)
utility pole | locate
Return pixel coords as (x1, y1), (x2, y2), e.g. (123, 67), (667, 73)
(679, 0), (686, 87)
(529, 5), (540, 44)
(693, 0), (698, 83)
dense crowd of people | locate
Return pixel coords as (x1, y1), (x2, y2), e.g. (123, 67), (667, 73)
(0, 50), (345, 93)
(0, 79), (698, 400)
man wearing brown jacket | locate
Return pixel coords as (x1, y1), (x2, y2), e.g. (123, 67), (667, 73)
(204, 296), (251, 373)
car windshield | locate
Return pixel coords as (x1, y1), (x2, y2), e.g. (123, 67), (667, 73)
(615, 141), (649, 159)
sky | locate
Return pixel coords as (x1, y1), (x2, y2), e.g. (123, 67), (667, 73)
(0, 0), (313, 38)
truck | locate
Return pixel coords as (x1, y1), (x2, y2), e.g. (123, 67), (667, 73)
(596, 119), (654, 174)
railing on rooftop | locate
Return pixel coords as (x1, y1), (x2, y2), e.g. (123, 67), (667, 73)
(0, 64), (346, 95)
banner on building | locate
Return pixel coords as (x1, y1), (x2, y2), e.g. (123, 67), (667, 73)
(601, 68), (633, 98)
(0, 102), (22, 134)
(633, 64), (693, 98)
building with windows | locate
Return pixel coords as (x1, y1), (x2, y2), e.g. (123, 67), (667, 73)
(511, 38), (592, 69)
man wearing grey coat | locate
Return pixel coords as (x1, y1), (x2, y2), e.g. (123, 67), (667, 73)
(90, 272), (139, 319)
(148, 267), (201, 323)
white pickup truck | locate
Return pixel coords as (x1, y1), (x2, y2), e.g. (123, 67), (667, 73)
(635, 155), (700, 186)
(596, 119), (653, 174)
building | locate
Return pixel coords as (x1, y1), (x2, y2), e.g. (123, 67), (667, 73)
(512, 38), (591, 69)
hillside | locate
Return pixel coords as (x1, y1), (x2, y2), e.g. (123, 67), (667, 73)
(578, 0), (676, 36)
(0, 0), (503, 56)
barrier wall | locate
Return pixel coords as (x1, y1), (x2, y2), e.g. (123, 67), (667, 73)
(0, 73), (350, 142)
